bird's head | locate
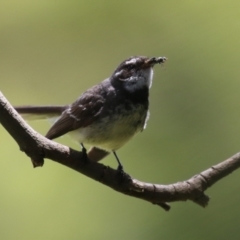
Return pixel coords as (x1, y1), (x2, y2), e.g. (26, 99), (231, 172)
(111, 56), (167, 92)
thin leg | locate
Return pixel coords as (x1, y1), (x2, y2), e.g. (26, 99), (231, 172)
(81, 143), (88, 163)
(113, 151), (124, 171)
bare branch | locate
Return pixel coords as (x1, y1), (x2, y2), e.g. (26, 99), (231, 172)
(1, 91), (240, 211)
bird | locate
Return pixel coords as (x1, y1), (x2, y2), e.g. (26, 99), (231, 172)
(15, 56), (167, 170)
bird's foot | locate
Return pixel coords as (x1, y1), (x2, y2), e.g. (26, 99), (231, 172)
(81, 143), (88, 164)
(117, 163), (124, 173)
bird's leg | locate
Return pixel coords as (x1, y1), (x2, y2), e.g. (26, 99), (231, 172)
(81, 143), (88, 163)
(113, 151), (130, 183)
(113, 151), (124, 172)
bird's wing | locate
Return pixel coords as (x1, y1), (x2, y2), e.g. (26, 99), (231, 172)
(45, 93), (104, 140)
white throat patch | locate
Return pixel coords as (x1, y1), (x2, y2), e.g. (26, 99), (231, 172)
(124, 68), (153, 92)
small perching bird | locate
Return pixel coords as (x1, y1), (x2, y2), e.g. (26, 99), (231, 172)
(15, 56), (167, 170)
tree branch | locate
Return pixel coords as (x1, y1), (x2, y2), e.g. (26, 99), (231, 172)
(1, 91), (240, 211)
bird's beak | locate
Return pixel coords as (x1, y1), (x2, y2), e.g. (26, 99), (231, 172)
(144, 57), (167, 67)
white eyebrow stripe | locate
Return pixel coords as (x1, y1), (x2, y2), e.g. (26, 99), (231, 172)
(114, 69), (124, 77)
(125, 58), (138, 65)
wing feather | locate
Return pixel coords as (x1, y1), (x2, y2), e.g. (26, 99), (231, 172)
(45, 92), (104, 140)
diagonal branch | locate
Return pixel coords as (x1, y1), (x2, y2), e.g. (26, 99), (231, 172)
(1, 91), (240, 211)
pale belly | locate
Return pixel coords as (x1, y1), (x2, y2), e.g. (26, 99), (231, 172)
(69, 107), (149, 151)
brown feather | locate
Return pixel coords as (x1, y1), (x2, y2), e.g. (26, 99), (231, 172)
(45, 92), (104, 140)
(15, 106), (66, 115)
(87, 147), (110, 161)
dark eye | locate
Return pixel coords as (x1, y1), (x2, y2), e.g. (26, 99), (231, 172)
(126, 64), (134, 69)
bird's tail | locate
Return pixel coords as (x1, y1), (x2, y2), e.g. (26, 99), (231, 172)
(14, 105), (67, 120)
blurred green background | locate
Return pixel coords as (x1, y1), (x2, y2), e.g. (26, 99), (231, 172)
(1, 0), (240, 239)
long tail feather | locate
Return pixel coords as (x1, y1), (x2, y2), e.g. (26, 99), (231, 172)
(14, 105), (67, 120)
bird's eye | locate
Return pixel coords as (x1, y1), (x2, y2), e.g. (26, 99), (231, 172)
(127, 64), (134, 69)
